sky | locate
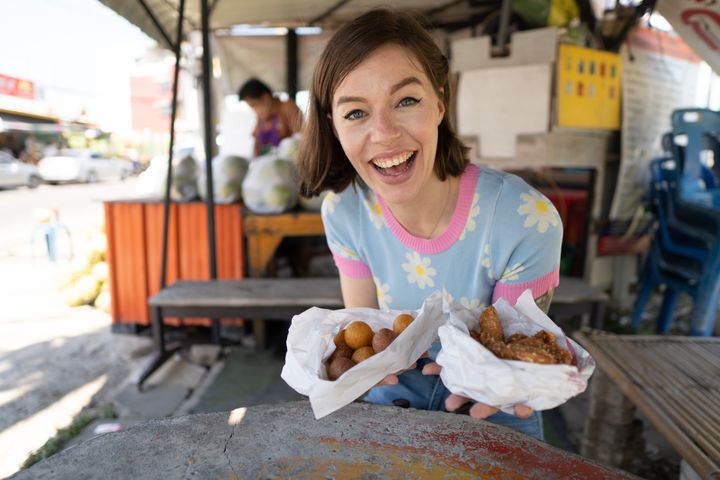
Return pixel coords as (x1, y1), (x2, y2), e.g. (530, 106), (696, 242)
(0, 0), (156, 132)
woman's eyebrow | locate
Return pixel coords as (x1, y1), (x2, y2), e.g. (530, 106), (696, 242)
(336, 95), (365, 107)
(335, 76), (422, 107)
(391, 76), (421, 94)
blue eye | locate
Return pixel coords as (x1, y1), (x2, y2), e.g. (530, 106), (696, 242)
(343, 109), (365, 120)
(398, 97), (421, 107)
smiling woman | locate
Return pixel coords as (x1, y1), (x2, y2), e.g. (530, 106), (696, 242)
(295, 8), (564, 441)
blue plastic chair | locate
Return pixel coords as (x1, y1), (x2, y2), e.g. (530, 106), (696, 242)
(632, 112), (720, 336)
(647, 158), (711, 262)
(670, 109), (720, 208)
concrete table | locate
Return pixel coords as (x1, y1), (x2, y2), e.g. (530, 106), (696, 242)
(13, 401), (637, 479)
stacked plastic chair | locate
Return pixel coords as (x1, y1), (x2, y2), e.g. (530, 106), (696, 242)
(633, 108), (720, 336)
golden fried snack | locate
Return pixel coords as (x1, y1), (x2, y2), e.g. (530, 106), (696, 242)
(393, 313), (414, 335)
(503, 342), (556, 364)
(344, 321), (374, 349)
(479, 306), (504, 345)
(471, 307), (573, 365)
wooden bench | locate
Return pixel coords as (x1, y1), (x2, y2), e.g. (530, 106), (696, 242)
(549, 276), (609, 329)
(575, 332), (720, 478)
(138, 278), (343, 389)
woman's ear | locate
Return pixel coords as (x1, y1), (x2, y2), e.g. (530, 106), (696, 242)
(436, 93), (446, 126)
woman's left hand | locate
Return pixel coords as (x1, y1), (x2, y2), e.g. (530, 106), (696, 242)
(421, 362), (534, 419)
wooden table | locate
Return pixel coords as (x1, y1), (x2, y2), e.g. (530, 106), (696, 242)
(243, 210), (325, 277)
(13, 401), (637, 479)
(574, 332), (720, 479)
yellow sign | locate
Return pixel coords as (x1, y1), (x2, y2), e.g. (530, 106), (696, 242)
(556, 44), (621, 129)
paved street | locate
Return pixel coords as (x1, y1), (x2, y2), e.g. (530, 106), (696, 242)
(0, 178), (152, 477)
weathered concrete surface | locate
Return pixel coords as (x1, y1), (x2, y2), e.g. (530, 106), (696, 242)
(13, 401), (639, 480)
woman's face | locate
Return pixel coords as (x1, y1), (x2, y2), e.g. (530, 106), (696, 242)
(331, 44), (445, 206)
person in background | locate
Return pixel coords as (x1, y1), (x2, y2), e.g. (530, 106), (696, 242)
(295, 8), (563, 441)
(238, 78), (303, 157)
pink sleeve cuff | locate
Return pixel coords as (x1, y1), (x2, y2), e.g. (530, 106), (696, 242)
(492, 268), (560, 305)
(333, 254), (372, 279)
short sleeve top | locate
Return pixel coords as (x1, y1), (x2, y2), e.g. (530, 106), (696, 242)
(321, 164), (563, 311)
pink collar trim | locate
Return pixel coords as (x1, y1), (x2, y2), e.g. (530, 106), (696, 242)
(377, 164), (480, 254)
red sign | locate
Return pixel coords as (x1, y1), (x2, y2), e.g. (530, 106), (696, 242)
(0, 74), (35, 99)
(659, 1), (720, 73)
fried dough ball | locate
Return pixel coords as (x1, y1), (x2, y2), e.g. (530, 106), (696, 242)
(333, 329), (346, 347)
(344, 321), (374, 349)
(352, 346), (375, 363)
(327, 357), (355, 381)
(393, 313), (414, 335)
(372, 328), (397, 353)
(329, 342), (353, 362)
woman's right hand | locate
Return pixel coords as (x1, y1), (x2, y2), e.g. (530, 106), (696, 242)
(421, 361), (534, 419)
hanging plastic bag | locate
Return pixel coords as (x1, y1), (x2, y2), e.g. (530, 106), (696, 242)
(241, 153), (299, 213)
(198, 154), (249, 204)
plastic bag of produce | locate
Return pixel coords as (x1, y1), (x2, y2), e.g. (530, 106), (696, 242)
(172, 153), (199, 201)
(136, 152), (199, 201)
(198, 154), (249, 204)
(135, 156), (167, 198)
(277, 134), (301, 162)
(241, 154), (299, 213)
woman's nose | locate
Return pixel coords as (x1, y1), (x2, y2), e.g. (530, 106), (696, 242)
(370, 110), (401, 143)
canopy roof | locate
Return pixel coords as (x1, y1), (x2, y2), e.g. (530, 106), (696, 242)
(99, 0), (494, 50)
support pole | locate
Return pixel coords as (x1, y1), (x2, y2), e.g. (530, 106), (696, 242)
(138, 0), (185, 390)
(286, 28), (298, 101)
(160, 0), (186, 290)
(200, 0), (220, 344)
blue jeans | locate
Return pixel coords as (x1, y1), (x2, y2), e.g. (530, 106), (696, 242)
(363, 355), (544, 441)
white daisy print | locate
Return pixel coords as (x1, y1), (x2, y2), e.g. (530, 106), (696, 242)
(517, 191), (560, 233)
(330, 240), (359, 260)
(501, 263), (525, 281)
(460, 297), (483, 310)
(460, 193), (481, 240)
(481, 244), (494, 279)
(363, 196), (384, 230)
(321, 191), (341, 215)
(374, 277), (393, 310)
(401, 252), (437, 289)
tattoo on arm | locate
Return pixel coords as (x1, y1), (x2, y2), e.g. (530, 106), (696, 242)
(534, 289), (554, 314)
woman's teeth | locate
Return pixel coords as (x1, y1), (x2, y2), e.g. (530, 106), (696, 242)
(371, 152), (416, 176)
(372, 151), (414, 169)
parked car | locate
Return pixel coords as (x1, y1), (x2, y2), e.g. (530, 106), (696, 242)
(0, 151), (42, 189)
(38, 150), (132, 184)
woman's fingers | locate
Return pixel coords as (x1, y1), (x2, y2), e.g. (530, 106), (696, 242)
(469, 402), (498, 419)
(421, 362), (442, 376)
(513, 404), (534, 418)
(444, 393), (470, 412)
(378, 374), (398, 386)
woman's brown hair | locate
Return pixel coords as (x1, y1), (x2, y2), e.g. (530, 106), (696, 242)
(297, 8), (469, 197)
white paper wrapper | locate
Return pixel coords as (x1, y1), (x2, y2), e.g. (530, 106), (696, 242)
(436, 289), (595, 414)
(281, 291), (445, 419)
